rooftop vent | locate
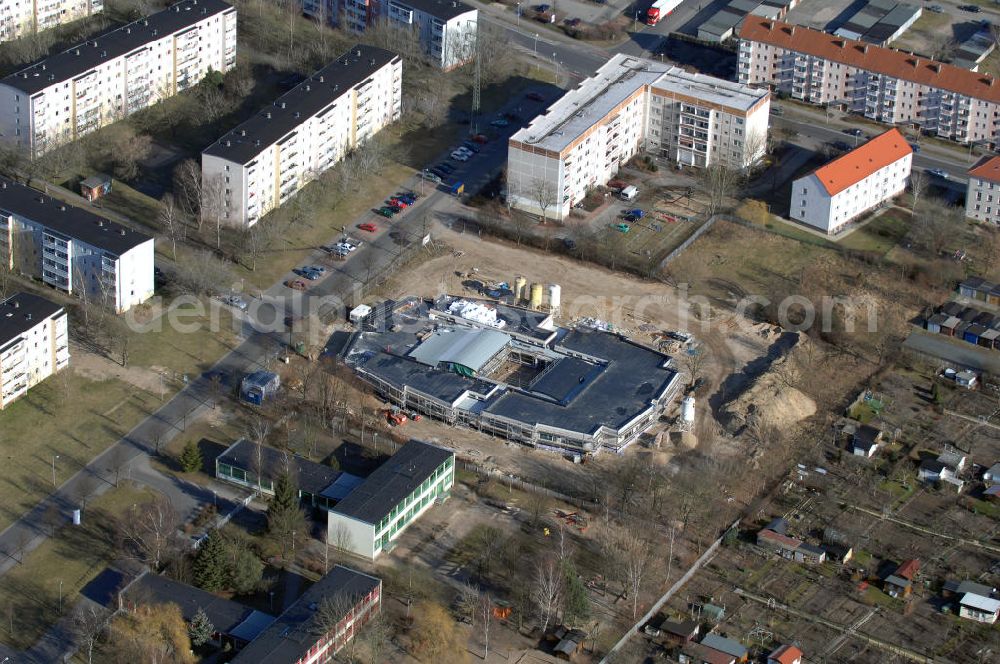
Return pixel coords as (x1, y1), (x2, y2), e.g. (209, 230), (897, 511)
(25, 313), (31, 321)
(280, 102), (286, 109)
(266, 111), (272, 119)
(355, 49), (362, 57)
(75, 49), (81, 56)
(119, 229), (126, 236)
(765, 21), (774, 30)
(319, 75), (324, 83)
(59, 205), (66, 211)
(12, 301), (18, 309)
(101, 51), (106, 58)
(305, 84), (311, 92)
(143, 19), (148, 26)
(255, 139), (261, 146)
(294, 111), (300, 118)
(240, 129), (246, 136)
(41, 64), (45, 71)
(97, 220), (104, 227)
(225, 140), (231, 147)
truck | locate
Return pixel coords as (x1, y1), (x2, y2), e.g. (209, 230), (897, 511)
(646, 0), (682, 25)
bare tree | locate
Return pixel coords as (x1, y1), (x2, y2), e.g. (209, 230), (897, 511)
(359, 611), (391, 664)
(120, 495), (180, 570)
(246, 416), (271, 493)
(527, 177), (558, 223)
(173, 159), (203, 229)
(912, 199), (962, 256)
(159, 193), (185, 261)
(909, 170), (928, 213)
(700, 164), (741, 216)
(619, 529), (653, 619)
(201, 172), (227, 248)
(73, 603), (111, 664)
(532, 556), (563, 634)
(478, 589), (494, 659)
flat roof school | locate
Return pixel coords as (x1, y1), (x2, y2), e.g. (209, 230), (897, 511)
(343, 296), (681, 454)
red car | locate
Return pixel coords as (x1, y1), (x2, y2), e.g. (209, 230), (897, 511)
(471, 134), (489, 144)
(358, 223), (377, 232)
(285, 279), (307, 291)
(388, 198), (409, 208)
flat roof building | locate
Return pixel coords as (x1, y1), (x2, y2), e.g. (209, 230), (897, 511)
(327, 439), (455, 559)
(202, 45), (401, 227)
(0, 0), (237, 156)
(508, 53), (769, 220)
(231, 565), (381, 663)
(1, 0), (103, 43)
(833, 0), (921, 46)
(344, 296), (682, 454)
(790, 128), (912, 234)
(0, 292), (69, 409)
(0, 177), (154, 312)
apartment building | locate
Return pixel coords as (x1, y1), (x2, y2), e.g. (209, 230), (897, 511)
(0, 292), (69, 409)
(0, 177), (154, 312)
(966, 156), (1000, 225)
(327, 439), (455, 560)
(201, 44), (401, 228)
(790, 128), (911, 234)
(1, 0), (103, 43)
(0, 0), (237, 156)
(738, 19), (1000, 145)
(302, 0), (477, 70)
(508, 53), (770, 220)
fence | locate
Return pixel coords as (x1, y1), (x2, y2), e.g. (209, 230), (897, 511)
(657, 213), (720, 269)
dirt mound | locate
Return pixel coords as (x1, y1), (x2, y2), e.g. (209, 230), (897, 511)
(721, 339), (817, 434)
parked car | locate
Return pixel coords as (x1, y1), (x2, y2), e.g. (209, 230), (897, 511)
(526, 92), (545, 102)
(437, 162), (456, 173)
(769, 106), (784, 116)
(909, 142), (921, 153)
(454, 146), (474, 156)
(829, 140), (852, 152)
(376, 207), (397, 218)
(396, 192), (418, 203)
(219, 294), (248, 311)
(388, 197), (409, 208)
(843, 127), (864, 137)
(534, 4), (550, 11)
(471, 133), (490, 143)
(563, 237), (577, 250)
(564, 17), (580, 26)
(959, 4), (981, 13)
(490, 118), (510, 128)
(623, 208), (644, 218)
(928, 168), (949, 179)
(420, 170), (442, 184)
(285, 279), (307, 291)
(927, 4), (943, 12)
(461, 141), (481, 153)
(611, 223), (630, 233)
(358, 222), (378, 232)
(450, 151), (470, 162)
(303, 265), (326, 275)
(297, 268), (321, 280)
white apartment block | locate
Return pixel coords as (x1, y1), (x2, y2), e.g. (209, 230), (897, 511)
(0, 0), (237, 156)
(0, 292), (69, 409)
(302, 0), (477, 70)
(1, 0), (103, 43)
(201, 45), (402, 228)
(0, 177), (155, 312)
(738, 18), (1000, 145)
(790, 128), (911, 234)
(966, 156), (1000, 225)
(507, 53), (770, 220)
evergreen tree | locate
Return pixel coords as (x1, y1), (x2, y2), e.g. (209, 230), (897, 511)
(267, 472), (307, 548)
(193, 532), (227, 591)
(560, 560), (590, 626)
(268, 472), (298, 521)
(179, 440), (203, 473)
(188, 607), (214, 647)
(226, 544), (264, 595)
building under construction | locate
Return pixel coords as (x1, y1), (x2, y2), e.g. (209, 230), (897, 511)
(341, 296), (681, 454)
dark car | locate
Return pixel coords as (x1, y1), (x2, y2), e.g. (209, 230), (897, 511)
(376, 207), (396, 218)
(843, 127), (864, 137)
(526, 92), (545, 102)
(471, 133), (490, 143)
(430, 168), (449, 178)
(461, 141), (481, 153)
(535, 3), (550, 11)
(959, 5), (981, 13)
(437, 162), (456, 173)
(830, 140), (852, 151)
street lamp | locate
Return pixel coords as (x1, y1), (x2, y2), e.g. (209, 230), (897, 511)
(51, 454), (59, 487)
(533, 33), (539, 58)
(516, 2), (521, 28)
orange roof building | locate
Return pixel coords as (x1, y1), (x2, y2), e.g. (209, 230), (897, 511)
(767, 644), (804, 664)
(966, 156), (1000, 225)
(738, 19), (1000, 145)
(790, 129), (912, 234)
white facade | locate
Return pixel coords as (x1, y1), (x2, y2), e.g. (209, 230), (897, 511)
(959, 593), (1000, 624)
(790, 130), (911, 234)
(302, 0), (477, 70)
(0, 293), (69, 409)
(966, 156), (1000, 224)
(0, 0), (237, 156)
(1, 0), (103, 42)
(508, 54), (770, 220)
(202, 45), (401, 228)
(0, 177), (155, 312)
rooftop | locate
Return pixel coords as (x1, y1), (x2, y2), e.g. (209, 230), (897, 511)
(203, 45), (398, 165)
(330, 440), (454, 525)
(217, 439), (341, 496)
(0, 292), (64, 349)
(1, 0), (234, 95)
(231, 566), (380, 663)
(807, 129), (911, 196)
(121, 571), (273, 641)
(961, 592), (1000, 613)
(769, 644), (804, 664)
(0, 177), (152, 255)
(409, 328), (510, 374)
(701, 633), (748, 658)
(968, 155), (1000, 183)
(681, 642), (735, 664)
(389, 0), (475, 21)
(510, 53), (766, 155)
(740, 19), (1000, 104)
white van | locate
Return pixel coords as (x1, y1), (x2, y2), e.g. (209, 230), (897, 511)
(620, 185), (638, 201)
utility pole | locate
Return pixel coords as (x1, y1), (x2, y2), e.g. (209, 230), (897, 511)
(51, 454), (59, 487)
(471, 35), (481, 135)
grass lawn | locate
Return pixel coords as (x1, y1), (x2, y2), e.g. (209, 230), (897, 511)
(762, 218), (838, 249)
(863, 585), (902, 610)
(968, 497), (1000, 520)
(0, 483), (154, 650)
(838, 208), (911, 255)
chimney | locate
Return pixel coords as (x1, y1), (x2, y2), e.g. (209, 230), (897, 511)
(59, 205), (66, 211)
(119, 229), (126, 236)
(13, 301), (18, 309)
(788, 26), (795, 35)
(765, 21), (774, 30)
(318, 75), (324, 83)
(305, 84), (311, 92)
(266, 111), (271, 119)
(225, 139), (231, 147)
(355, 49), (362, 57)
(1, 182), (6, 189)
(25, 313), (31, 321)
(280, 102), (286, 109)
(929, 63), (940, 73)
(240, 129), (246, 136)
(97, 220), (104, 227)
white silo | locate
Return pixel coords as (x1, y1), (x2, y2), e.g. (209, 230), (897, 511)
(681, 396), (696, 424)
(548, 284), (561, 312)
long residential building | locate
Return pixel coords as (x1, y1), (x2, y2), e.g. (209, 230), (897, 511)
(1, 0), (103, 43)
(966, 156), (1000, 225)
(201, 44), (402, 228)
(0, 177), (154, 312)
(302, 0), (477, 70)
(790, 128), (912, 234)
(507, 53), (770, 220)
(737, 18), (1000, 145)
(0, 292), (69, 409)
(0, 0), (237, 156)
